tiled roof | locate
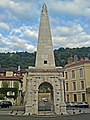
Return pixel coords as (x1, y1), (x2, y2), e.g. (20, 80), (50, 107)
(0, 76), (22, 82)
(65, 59), (90, 68)
(0, 67), (27, 73)
(78, 59), (90, 63)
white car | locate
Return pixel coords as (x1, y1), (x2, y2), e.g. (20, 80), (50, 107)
(66, 102), (74, 107)
(75, 102), (89, 108)
(42, 98), (48, 102)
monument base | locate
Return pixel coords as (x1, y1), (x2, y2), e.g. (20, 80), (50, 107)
(59, 102), (67, 115)
(25, 105), (33, 115)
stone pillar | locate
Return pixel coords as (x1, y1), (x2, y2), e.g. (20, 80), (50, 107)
(59, 73), (66, 114)
(25, 79), (33, 115)
(33, 89), (38, 115)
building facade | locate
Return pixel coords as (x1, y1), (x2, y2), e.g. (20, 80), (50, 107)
(0, 66), (27, 105)
(64, 58), (90, 106)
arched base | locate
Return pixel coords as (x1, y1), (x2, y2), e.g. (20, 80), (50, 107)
(25, 68), (66, 115)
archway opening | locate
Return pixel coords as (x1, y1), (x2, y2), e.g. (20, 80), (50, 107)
(38, 82), (54, 112)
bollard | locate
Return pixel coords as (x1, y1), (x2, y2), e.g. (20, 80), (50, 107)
(73, 111), (75, 114)
(15, 112), (17, 115)
(10, 111), (13, 114)
(73, 109), (75, 114)
(28, 113), (30, 115)
(22, 112), (25, 115)
(61, 113), (63, 115)
(79, 109), (81, 113)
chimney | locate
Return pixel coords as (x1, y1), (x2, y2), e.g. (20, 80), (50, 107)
(18, 65), (21, 72)
(68, 57), (73, 64)
(74, 55), (78, 64)
(68, 58), (71, 64)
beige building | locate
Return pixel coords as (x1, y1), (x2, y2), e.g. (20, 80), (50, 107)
(64, 57), (90, 106)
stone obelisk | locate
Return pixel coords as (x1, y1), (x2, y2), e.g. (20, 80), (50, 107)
(25, 3), (66, 115)
(35, 3), (55, 68)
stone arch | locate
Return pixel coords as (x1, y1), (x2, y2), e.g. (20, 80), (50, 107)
(38, 79), (55, 90)
(38, 82), (53, 92)
(38, 82), (54, 112)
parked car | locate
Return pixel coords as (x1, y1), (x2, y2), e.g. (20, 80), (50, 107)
(66, 102), (75, 107)
(75, 102), (89, 108)
(0, 101), (12, 108)
(42, 97), (48, 102)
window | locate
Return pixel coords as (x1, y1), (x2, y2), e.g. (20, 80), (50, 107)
(72, 70), (75, 79)
(44, 60), (47, 64)
(81, 81), (84, 90)
(9, 81), (13, 88)
(0, 81), (2, 87)
(80, 68), (83, 77)
(74, 94), (77, 102)
(65, 72), (68, 79)
(73, 82), (76, 90)
(82, 93), (85, 102)
(67, 94), (69, 102)
(7, 91), (15, 96)
(66, 83), (68, 91)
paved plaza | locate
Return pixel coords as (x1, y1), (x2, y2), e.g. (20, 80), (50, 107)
(0, 113), (90, 120)
(0, 106), (90, 120)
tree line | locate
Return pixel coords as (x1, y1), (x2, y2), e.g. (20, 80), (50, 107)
(0, 47), (90, 69)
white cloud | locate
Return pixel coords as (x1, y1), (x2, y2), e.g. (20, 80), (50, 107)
(47, 0), (90, 17)
(25, 44), (36, 52)
(0, 34), (11, 52)
(19, 25), (38, 39)
(8, 35), (36, 52)
(0, 0), (39, 21)
(0, 0), (90, 53)
(0, 22), (10, 31)
(0, 23), (37, 53)
(24, 29), (37, 39)
(7, 25), (38, 52)
(0, 0), (9, 7)
(52, 22), (90, 49)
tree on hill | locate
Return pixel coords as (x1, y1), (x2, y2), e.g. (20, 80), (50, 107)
(0, 47), (90, 69)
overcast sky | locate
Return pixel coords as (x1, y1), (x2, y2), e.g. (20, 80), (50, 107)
(0, 0), (90, 53)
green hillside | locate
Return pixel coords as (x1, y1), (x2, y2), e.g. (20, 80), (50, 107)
(0, 47), (90, 69)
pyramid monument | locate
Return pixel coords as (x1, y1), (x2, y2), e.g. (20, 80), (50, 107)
(25, 3), (66, 115)
(35, 3), (55, 68)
